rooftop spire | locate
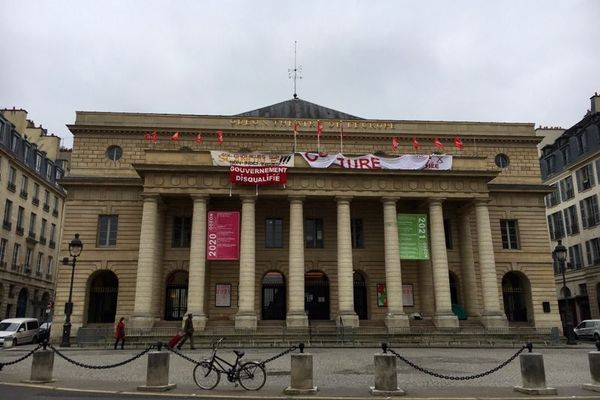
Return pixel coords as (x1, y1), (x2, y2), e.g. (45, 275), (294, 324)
(288, 41), (302, 99)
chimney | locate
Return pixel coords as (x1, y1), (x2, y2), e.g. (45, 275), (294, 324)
(592, 92), (600, 114)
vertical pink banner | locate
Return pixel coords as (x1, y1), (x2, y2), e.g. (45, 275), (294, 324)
(206, 211), (240, 260)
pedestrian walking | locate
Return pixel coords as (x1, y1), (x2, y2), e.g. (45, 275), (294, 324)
(177, 313), (195, 350)
(114, 317), (125, 350)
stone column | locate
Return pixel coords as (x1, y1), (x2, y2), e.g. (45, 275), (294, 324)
(235, 195), (257, 330)
(336, 197), (359, 328)
(187, 195), (208, 331)
(458, 209), (481, 317)
(428, 199), (458, 328)
(287, 196), (308, 329)
(382, 198), (409, 331)
(131, 195), (161, 329)
(417, 259), (435, 317)
(475, 199), (508, 328)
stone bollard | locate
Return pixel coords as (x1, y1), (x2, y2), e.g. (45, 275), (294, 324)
(284, 344), (317, 395)
(22, 349), (55, 383)
(514, 352), (556, 395)
(3, 338), (13, 348)
(369, 344), (405, 396)
(138, 346), (176, 392)
(583, 347), (600, 392)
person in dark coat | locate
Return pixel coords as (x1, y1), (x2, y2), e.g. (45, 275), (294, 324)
(114, 317), (125, 350)
(177, 313), (195, 350)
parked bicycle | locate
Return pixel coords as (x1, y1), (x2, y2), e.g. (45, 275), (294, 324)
(193, 337), (266, 391)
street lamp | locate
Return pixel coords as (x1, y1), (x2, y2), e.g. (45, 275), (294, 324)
(553, 239), (577, 345)
(60, 233), (83, 347)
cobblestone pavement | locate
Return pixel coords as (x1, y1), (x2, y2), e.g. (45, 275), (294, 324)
(0, 342), (598, 398)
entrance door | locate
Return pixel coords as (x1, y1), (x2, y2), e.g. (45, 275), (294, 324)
(262, 272), (286, 320)
(87, 271), (119, 323)
(305, 271), (329, 320)
(353, 271), (368, 320)
(16, 288), (28, 318)
(165, 271), (188, 320)
(502, 272), (528, 322)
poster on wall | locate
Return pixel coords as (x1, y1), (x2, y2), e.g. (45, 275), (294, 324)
(376, 283), (387, 307)
(402, 284), (414, 306)
(215, 284), (231, 307)
(397, 214), (430, 260)
(207, 211), (240, 260)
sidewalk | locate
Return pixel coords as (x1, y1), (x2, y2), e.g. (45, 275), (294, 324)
(1, 344), (598, 399)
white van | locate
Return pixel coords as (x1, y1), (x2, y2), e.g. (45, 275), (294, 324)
(0, 318), (40, 346)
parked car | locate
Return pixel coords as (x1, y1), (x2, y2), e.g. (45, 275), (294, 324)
(0, 318), (40, 346)
(574, 319), (600, 340)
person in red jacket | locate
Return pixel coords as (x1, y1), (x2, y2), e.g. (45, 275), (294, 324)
(114, 317), (125, 350)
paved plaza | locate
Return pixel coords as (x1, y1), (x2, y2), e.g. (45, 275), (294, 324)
(0, 342), (598, 398)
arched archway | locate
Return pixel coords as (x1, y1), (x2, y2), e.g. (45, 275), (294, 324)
(502, 271), (531, 322)
(305, 270), (329, 320)
(16, 288), (28, 318)
(165, 270), (188, 320)
(262, 271), (286, 320)
(87, 270), (118, 323)
(353, 271), (368, 320)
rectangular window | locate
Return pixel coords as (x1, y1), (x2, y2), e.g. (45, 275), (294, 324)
(563, 205), (580, 235)
(24, 248), (32, 271)
(97, 215), (118, 246)
(36, 252), (43, 274)
(46, 162), (53, 181)
(568, 244), (583, 269)
(547, 211), (565, 240)
(559, 176), (575, 201)
(43, 190), (49, 210)
(544, 184), (561, 207)
(580, 195), (600, 228)
(40, 218), (47, 241)
(585, 238), (600, 266)
(7, 167), (16, 191)
(443, 219), (453, 249)
(46, 256), (53, 277)
(16, 206), (24, 232)
(576, 164), (596, 192)
(577, 134), (588, 154)
(20, 175), (28, 197)
(32, 182), (40, 204)
(3, 199), (12, 228)
(304, 218), (324, 248)
(11, 134), (19, 152)
(35, 153), (42, 172)
(500, 219), (520, 249)
(171, 216), (192, 248)
(0, 238), (7, 264)
(351, 218), (364, 249)
(265, 218), (283, 248)
(23, 143), (30, 163)
(28, 212), (37, 237)
(50, 223), (56, 242)
(11, 243), (20, 269)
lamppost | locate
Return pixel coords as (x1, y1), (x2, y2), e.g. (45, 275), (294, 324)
(553, 239), (577, 345)
(60, 233), (83, 347)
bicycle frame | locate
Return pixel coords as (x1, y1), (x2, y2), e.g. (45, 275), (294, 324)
(204, 339), (244, 382)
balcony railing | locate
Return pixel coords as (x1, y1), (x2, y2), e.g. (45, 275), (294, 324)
(39, 236), (46, 245)
(32, 197), (40, 206)
(19, 190), (28, 199)
(49, 240), (56, 249)
(2, 221), (12, 231)
(24, 267), (31, 275)
(43, 204), (50, 212)
(52, 209), (59, 217)
(7, 182), (16, 192)
(16, 226), (24, 236)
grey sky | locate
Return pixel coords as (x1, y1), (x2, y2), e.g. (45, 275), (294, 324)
(1, 0), (599, 148)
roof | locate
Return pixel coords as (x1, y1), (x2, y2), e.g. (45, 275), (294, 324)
(235, 98), (363, 120)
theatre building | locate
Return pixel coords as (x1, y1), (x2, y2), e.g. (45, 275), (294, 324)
(52, 98), (561, 339)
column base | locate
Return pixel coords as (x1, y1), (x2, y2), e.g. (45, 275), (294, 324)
(235, 314), (257, 331)
(284, 386), (318, 394)
(514, 386), (556, 395)
(129, 315), (156, 330)
(385, 313), (410, 333)
(370, 387), (406, 396)
(138, 383), (177, 392)
(286, 313), (309, 329)
(433, 313), (459, 329)
(192, 315), (207, 332)
(336, 313), (359, 328)
(481, 313), (508, 329)
(583, 384), (600, 392)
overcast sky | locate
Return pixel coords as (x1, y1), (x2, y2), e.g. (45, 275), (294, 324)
(2, 1), (599, 148)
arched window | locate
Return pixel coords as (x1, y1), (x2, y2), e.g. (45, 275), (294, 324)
(353, 271), (368, 320)
(165, 271), (188, 320)
(305, 271), (329, 320)
(262, 272), (286, 320)
(87, 271), (119, 323)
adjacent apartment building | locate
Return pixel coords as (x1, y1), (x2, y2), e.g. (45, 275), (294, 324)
(0, 109), (67, 320)
(539, 93), (600, 328)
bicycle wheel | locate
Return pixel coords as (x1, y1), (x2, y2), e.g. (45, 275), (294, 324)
(238, 361), (266, 391)
(193, 361), (220, 390)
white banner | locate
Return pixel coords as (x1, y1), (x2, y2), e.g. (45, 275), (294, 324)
(211, 151), (294, 167)
(300, 153), (452, 170)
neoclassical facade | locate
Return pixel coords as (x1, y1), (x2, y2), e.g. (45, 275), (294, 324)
(52, 99), (561, 339)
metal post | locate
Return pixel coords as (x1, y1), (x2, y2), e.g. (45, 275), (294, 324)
(560, 259), (577, 345)
(60, 256), (76, 347)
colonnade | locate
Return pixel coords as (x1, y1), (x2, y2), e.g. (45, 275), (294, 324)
(129, 195), (508, 331)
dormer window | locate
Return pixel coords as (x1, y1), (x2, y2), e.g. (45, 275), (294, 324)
(11, 133), (19, 152)
(46, 161), (53, 181)
(35, 153), (42, 172)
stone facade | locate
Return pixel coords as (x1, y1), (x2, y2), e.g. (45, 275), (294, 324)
(51, 99), (562, 338)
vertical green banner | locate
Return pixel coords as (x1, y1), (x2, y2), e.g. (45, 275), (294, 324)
(397, 213), (430, 260)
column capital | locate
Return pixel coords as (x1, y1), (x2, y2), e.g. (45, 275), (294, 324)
(474, 198), (491, 207)
(190, 194), (209, 202)
(381, 197), (399, 205)
(240, 195), (257, 203)
(288, 195), (306, 202)
(426, 198), (446, 206)
(335, 196), (353, 202)
(140, 193), (161, 203)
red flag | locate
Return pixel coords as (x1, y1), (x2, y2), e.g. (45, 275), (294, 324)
(316, 120), (323, 137)
(171, 131), (180, 141)
(453, 136), (464, 150)
(216, 130), (224, 144)
(433, 137), (444, 149)
(391, 136), (400, 151)
(195, 132), (202, 144)
(144, 132), (150, 142)
(412, 136), (420, 150)
(293, 122), (300, 136)
(151, 131), (158, 142)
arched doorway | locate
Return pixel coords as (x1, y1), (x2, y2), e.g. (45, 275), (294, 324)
(87, 271), (118, 323)
(305, 271), (329, 320)
(16, 288), (28, 317)
(353, 271), (368, 320)
(165, 271), (188, 320)
(502, 271), (530, 322)
(262, 271), (286, 320)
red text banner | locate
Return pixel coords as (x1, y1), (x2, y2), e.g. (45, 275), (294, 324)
(207, 211), (240, 260)
(300, 153), (452, 170)
(229, 165), (288, 185)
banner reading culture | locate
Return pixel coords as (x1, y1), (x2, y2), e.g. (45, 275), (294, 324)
(398, 213), (430, 260)
(300, 152), (452, 170)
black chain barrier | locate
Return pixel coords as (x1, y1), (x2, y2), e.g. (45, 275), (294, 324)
(48, 344), (154, 370)
(164, 343), (203, 366)
(0, 344), (43, 371)
(387, 344), (527, 381)
(259, 343), (303, 367)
